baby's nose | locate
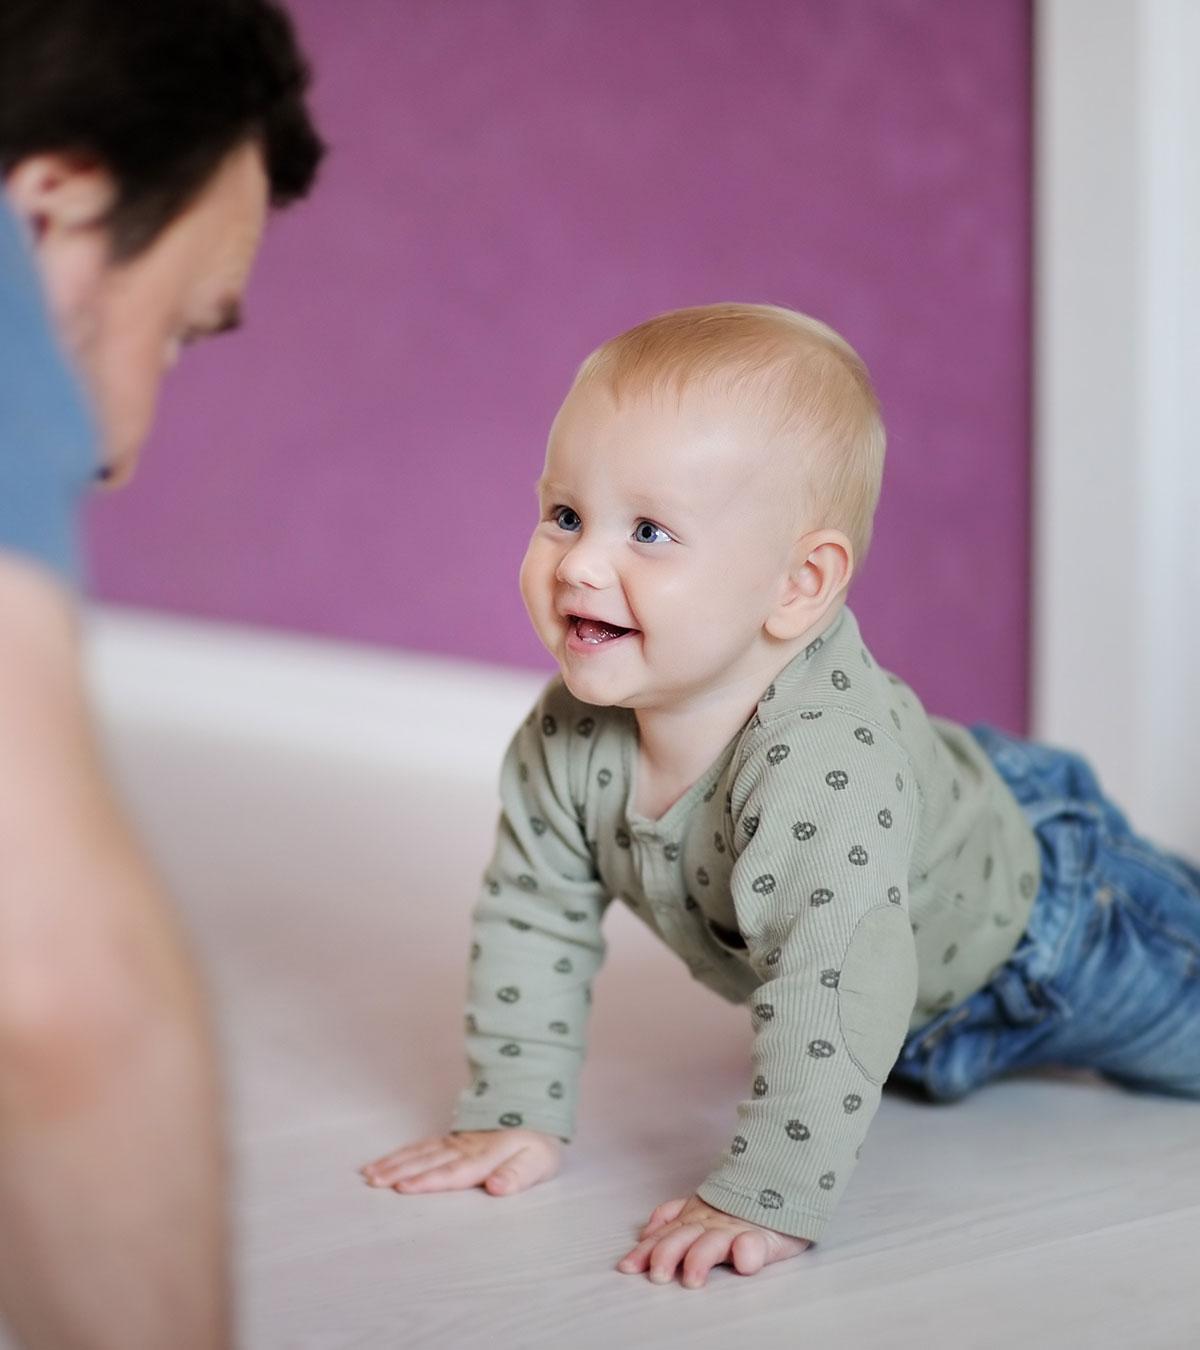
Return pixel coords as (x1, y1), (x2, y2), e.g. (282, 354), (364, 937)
(555, 538), (614, 589)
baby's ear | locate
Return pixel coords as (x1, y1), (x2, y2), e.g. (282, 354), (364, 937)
(765, 530), (853, 641)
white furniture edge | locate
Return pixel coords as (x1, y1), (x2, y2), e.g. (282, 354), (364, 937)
(1033, 0), (1199, 850)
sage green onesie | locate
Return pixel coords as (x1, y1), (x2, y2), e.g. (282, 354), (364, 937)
(450, 607), (1040, 1242)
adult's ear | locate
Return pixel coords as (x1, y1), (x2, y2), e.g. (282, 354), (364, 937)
(3, 155), (118, 362)
(4, 154), (116, 240)
(765, 528), (854, 641)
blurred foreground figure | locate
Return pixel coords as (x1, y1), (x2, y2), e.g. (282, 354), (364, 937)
(0, 3), (322, 1345)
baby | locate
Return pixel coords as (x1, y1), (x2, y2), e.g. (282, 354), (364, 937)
(363, 303), (1200, 1288)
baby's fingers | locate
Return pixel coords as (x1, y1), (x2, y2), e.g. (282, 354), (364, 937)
(638, 1196), (689, 1240)
(680, 1229), (737, 1289)
(616, 1234), (657, 1275)
(393, 1151), (498, 1194)
(617, 1223), (702, 1282)
(484, 1146), (551, 1197)
(362, 1142), (457, 1188)
(729, 1230), (769, 1276)
(646, 1224), (706, 1284)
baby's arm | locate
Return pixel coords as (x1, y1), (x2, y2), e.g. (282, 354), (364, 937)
(620, 710), (921, 1284)
(699, 713), (918, 1239)
(363, 684), (609, 1189)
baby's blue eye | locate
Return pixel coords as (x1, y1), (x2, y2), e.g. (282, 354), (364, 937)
(553, 506), (582, 532)
(633, 520), (671, 545)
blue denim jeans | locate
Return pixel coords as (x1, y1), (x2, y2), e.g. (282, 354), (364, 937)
(890, 726), (1200, 1101)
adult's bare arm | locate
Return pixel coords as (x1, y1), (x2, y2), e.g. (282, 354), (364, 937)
(0, 554), (230, 1350)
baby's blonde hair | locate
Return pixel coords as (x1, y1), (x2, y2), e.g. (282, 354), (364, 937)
(572, 303), (886, 566)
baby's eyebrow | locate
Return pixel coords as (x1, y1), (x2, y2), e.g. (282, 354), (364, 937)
(531, 478), (694, 525)
(627, 491), (694, 523)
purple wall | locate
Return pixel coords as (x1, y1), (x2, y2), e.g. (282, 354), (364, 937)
(84, 0), (1032, 731)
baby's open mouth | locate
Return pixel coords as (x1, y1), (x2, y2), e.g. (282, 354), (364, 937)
(569, 615), (635, 644)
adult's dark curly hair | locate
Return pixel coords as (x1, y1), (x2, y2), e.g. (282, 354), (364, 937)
(0, 0), (325, 258)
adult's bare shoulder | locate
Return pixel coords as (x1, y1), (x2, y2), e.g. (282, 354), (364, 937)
(0, 549), (79, 677)
(0, 550), (100, 865)
(0, 549), (85, 753)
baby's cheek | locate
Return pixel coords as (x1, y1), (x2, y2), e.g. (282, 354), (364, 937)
(519, 545), (556, 625)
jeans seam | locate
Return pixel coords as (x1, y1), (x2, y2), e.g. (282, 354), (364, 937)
(1018, 874), (1080, 989)
(1105, 878), (1200, 967)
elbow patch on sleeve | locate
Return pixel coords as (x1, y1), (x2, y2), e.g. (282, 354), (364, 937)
(837, 904), (919, 1083)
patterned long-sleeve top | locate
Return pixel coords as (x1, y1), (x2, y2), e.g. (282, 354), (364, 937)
(450, 607), (1040, 1241)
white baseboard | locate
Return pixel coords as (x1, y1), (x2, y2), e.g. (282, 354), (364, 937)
(82, 605), (547, 786)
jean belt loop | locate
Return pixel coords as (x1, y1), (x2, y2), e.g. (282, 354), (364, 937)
(992, 964), (1044, 1025)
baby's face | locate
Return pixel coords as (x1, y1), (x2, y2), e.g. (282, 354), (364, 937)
(520, 379), (801, 714)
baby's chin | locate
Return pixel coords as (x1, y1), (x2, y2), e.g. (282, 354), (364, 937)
(555, 657), (649, 711)
(558, 666), (626, 709)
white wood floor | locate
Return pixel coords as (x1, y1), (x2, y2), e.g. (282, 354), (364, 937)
(50, 617), (1200, 1348)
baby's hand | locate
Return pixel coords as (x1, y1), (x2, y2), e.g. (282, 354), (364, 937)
(360, 1128), (562, 1197)
(617, 1194), (811, 1289)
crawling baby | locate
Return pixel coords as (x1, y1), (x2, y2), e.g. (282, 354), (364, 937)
(363, 303), (1200, 1288)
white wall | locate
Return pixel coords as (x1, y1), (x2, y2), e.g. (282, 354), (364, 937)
(1033, 0), (1200, 854)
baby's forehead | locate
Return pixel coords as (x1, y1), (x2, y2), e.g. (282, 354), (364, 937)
(552, 372), (813, 480)
(554, 369), (785, 437)
(545, 377), (809, 515)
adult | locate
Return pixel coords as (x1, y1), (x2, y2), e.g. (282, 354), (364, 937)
(0, 3), (322, 1346)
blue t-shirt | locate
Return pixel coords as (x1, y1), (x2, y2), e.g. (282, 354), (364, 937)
(0, 196), (97, 582)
